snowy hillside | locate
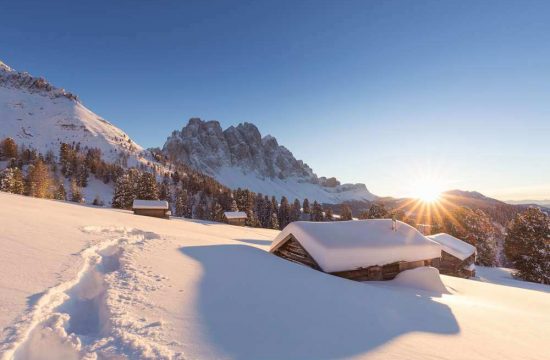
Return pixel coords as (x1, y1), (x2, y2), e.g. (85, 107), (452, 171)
(163, 118), (376, 203)
(0, 61), (148, 166)
(1, 192), (548, 360)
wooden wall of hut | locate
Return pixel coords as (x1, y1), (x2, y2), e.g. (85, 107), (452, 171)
(272, 237), (322, 270)
(439, 251), (475, 278)
(133, 209), (169, 219)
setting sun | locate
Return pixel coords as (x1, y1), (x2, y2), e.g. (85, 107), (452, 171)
(415, 185), (442, 203)
(411, 176), (445, 203)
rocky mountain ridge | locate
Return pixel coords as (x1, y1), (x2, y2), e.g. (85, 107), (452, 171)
(162, 118), (376, 203)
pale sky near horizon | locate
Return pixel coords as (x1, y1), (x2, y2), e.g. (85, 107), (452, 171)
(1, 0), (549, 200)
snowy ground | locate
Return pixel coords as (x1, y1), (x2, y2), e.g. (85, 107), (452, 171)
(1, 192), (549, 359)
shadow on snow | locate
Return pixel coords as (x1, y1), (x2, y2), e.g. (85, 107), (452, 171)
(180, 244), (460, 360)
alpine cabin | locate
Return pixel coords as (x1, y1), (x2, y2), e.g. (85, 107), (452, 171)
(132, 200), (170, 219)
(270, 219), (442, 281)
(427, 233), (476, 278)
(223, 211), (247, 226)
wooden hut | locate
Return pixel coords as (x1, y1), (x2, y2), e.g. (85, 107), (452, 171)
(270, 219), (442, 281)
(427, 233), (476, 278)
(132, 200), (170, 219)
(223, 211), (247, 226)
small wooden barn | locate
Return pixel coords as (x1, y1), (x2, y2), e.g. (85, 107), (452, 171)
(427, 233), (476, 278)
(270, 219), (442, 281)
(132, 200), (170, 219)
(223, 211), (247, 226)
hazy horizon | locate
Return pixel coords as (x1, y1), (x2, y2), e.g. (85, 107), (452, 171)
(2, 0), (549, 200)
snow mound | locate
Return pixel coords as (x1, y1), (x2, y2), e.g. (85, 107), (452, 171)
(428, 233), (476, 260)
(390, 267), (449, 294)
(271, 219), (442, 272)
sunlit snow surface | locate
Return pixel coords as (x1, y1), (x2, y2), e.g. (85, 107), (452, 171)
(0, 192), (548, 359)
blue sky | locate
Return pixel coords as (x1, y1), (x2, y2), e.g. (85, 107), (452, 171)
(2, 0), (549, 200)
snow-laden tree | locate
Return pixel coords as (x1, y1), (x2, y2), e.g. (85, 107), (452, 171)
(442, 207), (498, 266)
(70, 179), (84, 203)
(505, 208), (550, 284)
(212, 202), (225, 222)
(325, 207), (334, 221)
(54, 183), (67, 200)
(310, 201), (324, 222)
(0, 167), (24, 194)
(112, 172), (135, 209)
(340, 204), (353, 221)
(174, 188), (190, 217)
(302, 198), (310, 214)
(136, 172), (159, 200)
(270, 212), (279, 230)
(278, 196), (291, 228)
(290, 198), (302, 222)
(230, 199), (239, 212)
(361, 202), (388, 219)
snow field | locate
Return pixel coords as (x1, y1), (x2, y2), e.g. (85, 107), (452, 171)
(1, 192), (549, 360)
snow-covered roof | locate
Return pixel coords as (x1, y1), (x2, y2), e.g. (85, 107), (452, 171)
(270, 220), (441, 273)
(132, 200), (169, 210)
(427, 233), (476, 261)
(224, 211), (247, 219)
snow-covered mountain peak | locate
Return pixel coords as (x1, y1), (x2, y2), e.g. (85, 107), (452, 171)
(0, 60), (14, 72)
(0, 61), (150, 165)
(163, 118), (376, 203)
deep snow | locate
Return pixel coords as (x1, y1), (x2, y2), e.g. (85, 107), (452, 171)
(271, 220), (442, 272)
(1, 192), (549, 359)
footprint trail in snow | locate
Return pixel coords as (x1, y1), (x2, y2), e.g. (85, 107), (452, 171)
(1, 226), (183, 360)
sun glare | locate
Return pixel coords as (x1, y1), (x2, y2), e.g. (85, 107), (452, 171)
(412, 178), (444, 203)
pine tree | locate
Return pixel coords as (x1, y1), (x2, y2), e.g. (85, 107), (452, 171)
(278, 196), (291, 228)
(136, 172), (159, 200)
(26, 159), (51, 198)
(270, 212), (280, 230)
(0, 167), (24, 194)
(195, 194), (209, 220)
(505, 208), (550, 284)
(310, 201), (324, 221)
(363, 203), (388, 219)
(302, 198), (310, 214)
(70, 179), (84, 203)
(212, 202), (225, 222)
(112, 173), (135, 209)
(290, 198), (302, 222)
(340, 204), (353, 221)
(246, 208), (260, 227)
(0, 137), (18, 160)
(174, 188), (189, 217)
(230, 199), (239, 212)
(442, 207), (498, 266)
(59, 143), (73, 177)
(325, 207), (334, 221)
(159, 176), (171, 202)
(54, 183), (67, 200)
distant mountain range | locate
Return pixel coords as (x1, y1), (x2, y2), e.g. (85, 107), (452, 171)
(162, 118), (376, 203)
(0, 60), (542, 211)
(505, 199), (550, 207)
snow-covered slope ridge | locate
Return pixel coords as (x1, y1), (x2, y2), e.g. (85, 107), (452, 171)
(163, 118), (376, 203)
(1, 192), (548, 360)
(0, 60), (146, 165)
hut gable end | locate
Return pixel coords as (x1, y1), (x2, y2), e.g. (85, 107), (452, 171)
(272, 235), (321, 271)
